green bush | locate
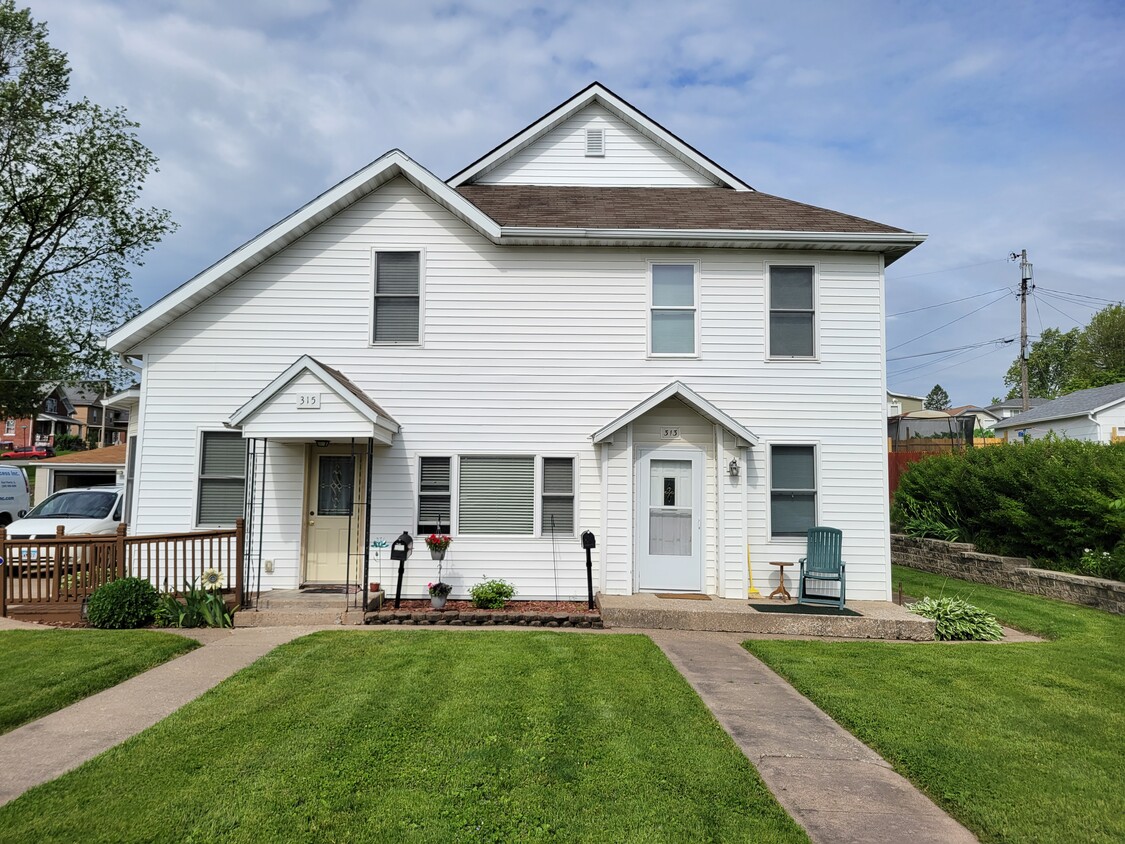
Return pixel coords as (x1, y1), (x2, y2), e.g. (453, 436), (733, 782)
(907, 595), (1004, 641)
(52, 434), (86, 452)
(469, 579), (515, 609)
(87, 577), (159, 629)
(893, 439), (1125, 578)
(154, 581), (235, 628)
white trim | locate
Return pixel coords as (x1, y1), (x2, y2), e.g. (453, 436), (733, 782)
(448, 83), (751, 191)
(647, 260), (701, 359)
(101, 387), (141, 409)
(498, 227), (927, 246)
(193, 427), (248, 529)
(714, 423), (724, 598)
(106, 151), (502, 354)
(540, 454), (577, 537)
(740, 444), (749, 597)
(878, 252), (892, 601)
(599, 440), (609, 595)
(369, 247), (426, 347)
(635, 445), (706, 593)
(766, 440), (821, 542)
(765, 260), (820, 362)
(593, 381), (758, 447)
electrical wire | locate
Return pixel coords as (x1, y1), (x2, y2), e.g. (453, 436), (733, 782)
(886, 258), (1009, 281)
(888, 336), (1015, 362)
(1036, 289), (1111, 310)
(887, 287), (1011, 318)
(1037, 287), (1121, 305)
(1034, 293), (1082, 326)
(897, 343), (1015, 384)
(886, 290), (1012, 352)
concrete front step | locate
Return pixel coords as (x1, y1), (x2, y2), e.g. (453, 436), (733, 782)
(236, 608), (365, 627)
(598, 594), (935, 640)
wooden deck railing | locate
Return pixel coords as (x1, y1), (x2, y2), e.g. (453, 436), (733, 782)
(0, 519), (244, 618)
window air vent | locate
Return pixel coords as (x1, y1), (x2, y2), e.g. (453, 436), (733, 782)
(585, 128), (605, 157)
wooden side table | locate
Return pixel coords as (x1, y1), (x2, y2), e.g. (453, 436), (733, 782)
(768, 561), (792, 601)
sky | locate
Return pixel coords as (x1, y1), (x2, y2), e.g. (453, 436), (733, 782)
(28, 0), (1125, 405)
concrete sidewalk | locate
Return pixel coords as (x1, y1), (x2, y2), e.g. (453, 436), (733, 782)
(649, 629), (977, 844)
(0, 626), (308, 806)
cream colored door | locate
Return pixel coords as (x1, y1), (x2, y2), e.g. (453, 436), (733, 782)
(305, 450), (364, 583)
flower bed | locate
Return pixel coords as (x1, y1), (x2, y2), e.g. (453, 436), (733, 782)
(366, 599), (602, 628)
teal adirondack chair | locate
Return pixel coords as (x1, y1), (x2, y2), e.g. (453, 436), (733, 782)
(797, 527), (846, 609)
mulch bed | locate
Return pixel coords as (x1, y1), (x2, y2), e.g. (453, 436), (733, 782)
(366, 599), (602, 628)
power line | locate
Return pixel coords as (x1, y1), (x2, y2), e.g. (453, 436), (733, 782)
(886, 290), (1011, 352)
(1034, 293), (1082, 326)
(897, 343), (1015, 384)
(888, 336), (1015, 362)
(886, 257), (1009, 281)
(1036, 289), (1109, 310)
(1037, 287), (1121, 305)
(887, 286), (1010, 318)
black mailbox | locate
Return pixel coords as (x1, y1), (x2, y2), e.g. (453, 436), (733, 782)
(580, 530), (596, 609)
(390, 531), (414, 562)
(581, 530), (596, 550)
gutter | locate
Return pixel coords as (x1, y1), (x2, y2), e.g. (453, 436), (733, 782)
(498, 227), (927, 246)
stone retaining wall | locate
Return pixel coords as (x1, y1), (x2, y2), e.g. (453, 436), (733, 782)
(366, 610), (603, 628)
(892, 534), (1125, 615)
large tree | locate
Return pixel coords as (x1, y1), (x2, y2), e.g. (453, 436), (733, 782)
(0, 1), (173, 418)
(1004, 303), (1125, 399)
(924, 384), (951, 410)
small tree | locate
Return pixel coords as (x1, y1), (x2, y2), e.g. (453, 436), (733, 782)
(924, 384), (951, 410)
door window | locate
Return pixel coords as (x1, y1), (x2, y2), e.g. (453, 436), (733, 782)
(317, 456), (354, 516)
(648, 459), (693, 556)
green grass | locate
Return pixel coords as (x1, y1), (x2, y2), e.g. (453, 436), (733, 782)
(744, 566), (1125, 844)
(0, 631), (806, 844)
(0, 628), (198, 734)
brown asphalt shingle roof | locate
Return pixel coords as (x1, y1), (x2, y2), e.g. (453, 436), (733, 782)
(456, 185), (909, 234)
(39, 444), (127, 465)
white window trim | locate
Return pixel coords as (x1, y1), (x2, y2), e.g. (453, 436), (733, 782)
(647, 259), (701, 359)
(4, 419), (13, 435)
(193, 428), (247, 529)
(540, 454), (577, 537)
(369, 246), (425, 347)
(416, 455), (453, 535)
(765, 260), (820, 362)
(766, 440), (821, 542)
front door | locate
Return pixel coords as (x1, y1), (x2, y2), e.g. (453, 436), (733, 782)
(636, 448), (704, 592)
(304, 449), (365, 583)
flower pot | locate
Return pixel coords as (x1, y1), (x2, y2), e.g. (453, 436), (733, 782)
(430, 594), (447, 610)
(369, 582), (381, 593)
(430, 547), (445, 561)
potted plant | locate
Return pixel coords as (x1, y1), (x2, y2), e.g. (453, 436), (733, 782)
(428, 580), (453, 610)
(426, 533), (452, 561)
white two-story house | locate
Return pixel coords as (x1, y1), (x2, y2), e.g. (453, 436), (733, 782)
(107, 84), (924, 603)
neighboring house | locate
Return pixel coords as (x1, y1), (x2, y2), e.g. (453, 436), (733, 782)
(2, 386), (79, 450)
(106, 83), (925, 602)
(32, 443), (127, 503)
(992, 383), (1125, 443)
(887, 410), (963, 441)
(887, 390), (925, 416)
(945, 405), (1001, 432)
(985, 397), (1048, 421)
(61, 383), (130, 448)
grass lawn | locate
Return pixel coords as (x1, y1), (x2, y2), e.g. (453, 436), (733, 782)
(0, 628), (198, 735)
(0, 631), (807, 844)
(745, 566), (1125, 844)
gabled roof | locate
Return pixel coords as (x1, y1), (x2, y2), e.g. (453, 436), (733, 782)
(946, 405), (1000, 420)
(106, 152), (502, 354)
(887, 390), (925, 401)
(592, 381), (758, 447)
(448, 82), (752, 191)
(228, 355), (399, 439)
(992, 382), (1125, 430)
(102, 386), (140, 409)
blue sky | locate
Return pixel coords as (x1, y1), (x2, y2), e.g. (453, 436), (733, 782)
(30, 0), (1125, 404)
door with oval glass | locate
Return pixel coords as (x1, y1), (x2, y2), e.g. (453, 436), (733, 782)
(304, 447), (366, 584)
(636, 448), (703, 592)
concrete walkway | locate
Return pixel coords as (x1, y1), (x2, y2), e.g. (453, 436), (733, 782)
(649, 629), (977, 844)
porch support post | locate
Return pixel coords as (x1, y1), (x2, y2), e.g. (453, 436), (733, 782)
(362, 438), (374, 613)
(235, 517), (245, 604)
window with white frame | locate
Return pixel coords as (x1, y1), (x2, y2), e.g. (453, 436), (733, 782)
(417, 457), (452, 534)
(650, 263), (697, 355)
(458, 455), (534, 535)
(542, 457), (575, 534)
(769, 265), (816, 358)
(770, 445), (816, 537)
(372, 251), (421, 343)
(46, 397), (57, 413)
(4, 418), (13, 435)
(197, 431), (246, 525)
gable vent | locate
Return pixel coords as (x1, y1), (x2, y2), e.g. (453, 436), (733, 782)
(585, 128), (605, 157)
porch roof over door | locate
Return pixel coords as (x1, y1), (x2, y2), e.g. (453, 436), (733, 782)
(592, 381), (758, 447)
(227, 355), (400, 443)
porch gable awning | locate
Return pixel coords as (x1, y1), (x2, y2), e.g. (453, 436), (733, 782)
(228, 356), (400, 443)
(592, 381), (758, 447)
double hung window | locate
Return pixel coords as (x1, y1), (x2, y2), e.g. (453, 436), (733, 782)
(542, 457), (575, 534)
(417, 457), (452, 534)
(769, 266), (816, 358)
(373, 251), (421, 343)
(770, 445), (816, 537)
(650, 264), (697, 356)
(197, 431), (246, 525)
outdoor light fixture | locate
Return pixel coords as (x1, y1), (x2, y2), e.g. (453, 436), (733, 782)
(315, 439), (329, 447)
(728, 458), (740, 477)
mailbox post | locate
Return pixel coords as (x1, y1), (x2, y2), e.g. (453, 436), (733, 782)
(390, 531), (414, 609)
(580, 530), (596, 610)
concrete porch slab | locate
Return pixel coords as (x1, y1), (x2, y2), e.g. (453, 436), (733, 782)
(598, 594), (935, 640)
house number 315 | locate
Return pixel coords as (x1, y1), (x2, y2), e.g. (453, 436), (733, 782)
(296, 394), (321, 409)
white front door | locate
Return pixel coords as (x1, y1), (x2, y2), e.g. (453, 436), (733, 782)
(637, 448), (704, 592)
(304, 449), (365, 584)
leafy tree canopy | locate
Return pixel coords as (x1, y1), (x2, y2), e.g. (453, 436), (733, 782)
(924, 384), (951, 410)
(1004, 303), (1125, 399)
(0, 1), (173, 419)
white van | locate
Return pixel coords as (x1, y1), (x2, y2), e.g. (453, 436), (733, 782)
(7, 485), (124, 539)
(0, 465), (30, 527)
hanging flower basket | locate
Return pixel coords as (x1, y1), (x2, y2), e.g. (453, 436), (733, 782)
(425, 533), (452, 560)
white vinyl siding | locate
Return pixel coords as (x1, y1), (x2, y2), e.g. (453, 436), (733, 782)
(542, 457), (575, 534)
(197, 431), (246, 526)
(650, 263), (697, 356)
(373, 251), (420, 343)
(458, 455), (534, 535)
(770, 445), (817, 537)
(769, 265), (816, 358)
(418, 456), (452, 534)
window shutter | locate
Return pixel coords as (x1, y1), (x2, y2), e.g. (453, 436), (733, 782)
(459, 456), (534, 534)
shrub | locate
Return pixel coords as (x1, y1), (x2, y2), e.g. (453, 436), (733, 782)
(907, 596), (1004, 641)
(469, 579), (515, 609)
(892, 439), (1125, 578)
(52, 434), (86, 452)
(87, 577), (159, 629)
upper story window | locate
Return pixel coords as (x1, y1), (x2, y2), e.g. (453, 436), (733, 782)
(650, 263), (698, 356)
(373, 251), (421, 344)
(45, 397), (57, 413)
(769, 265), (816, 358)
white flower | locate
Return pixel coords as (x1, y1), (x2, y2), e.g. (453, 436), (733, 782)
(200, 568), (224, 591)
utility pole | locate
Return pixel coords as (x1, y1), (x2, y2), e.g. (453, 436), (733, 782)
(1011, 249), (1034, 412)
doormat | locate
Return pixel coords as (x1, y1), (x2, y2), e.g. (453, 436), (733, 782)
(300, 585), (360, 595)
(655, 593), (711, 601)
(750, 603), (861, 617)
